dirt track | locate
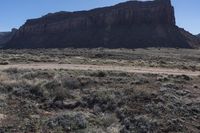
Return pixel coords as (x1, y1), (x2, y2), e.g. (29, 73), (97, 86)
(0, 63), (200, 76)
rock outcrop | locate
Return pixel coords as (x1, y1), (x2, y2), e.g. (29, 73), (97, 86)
(0, 32), (11, 47)
(4, 0), (200, 49)
(0, 29), (17, 48)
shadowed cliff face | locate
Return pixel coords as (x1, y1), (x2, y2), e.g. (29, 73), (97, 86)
(4, 0), (200, 49)
(0, 32), (11, 47)
(0, 29), (17, 48)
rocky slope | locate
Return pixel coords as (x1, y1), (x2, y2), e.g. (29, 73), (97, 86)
(0, 32), (11, 47)
(4, 0), (200, 49)
(0, 29), (17, 48)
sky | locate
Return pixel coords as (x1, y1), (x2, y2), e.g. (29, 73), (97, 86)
(0, 0), (199, 35)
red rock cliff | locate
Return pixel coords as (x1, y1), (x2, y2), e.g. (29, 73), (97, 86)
(5, 0), (200, 48)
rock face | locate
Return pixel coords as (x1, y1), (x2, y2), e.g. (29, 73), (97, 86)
(0, 29), (17, 48)
(0, 32), (11, 47)
(4, 0), (200, 48)
(197, 34), (200, 38)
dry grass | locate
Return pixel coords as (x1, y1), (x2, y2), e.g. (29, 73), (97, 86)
(0, 48), (200, 132)
(0, 48), (200, 70)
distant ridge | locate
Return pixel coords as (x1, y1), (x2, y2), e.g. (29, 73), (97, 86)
(3, 0), (200, 49)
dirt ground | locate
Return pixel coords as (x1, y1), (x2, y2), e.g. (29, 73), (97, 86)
(0, 48), (200, 70)
(0, 48), (200, 132)
(0, 63), (200, 76)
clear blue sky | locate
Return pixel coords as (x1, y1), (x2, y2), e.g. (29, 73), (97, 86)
(0, 0), (199, 34)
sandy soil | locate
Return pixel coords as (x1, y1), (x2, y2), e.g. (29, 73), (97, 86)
(0, 63), (200, 76)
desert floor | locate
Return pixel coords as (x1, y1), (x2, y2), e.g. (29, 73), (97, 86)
(0, 48), (200, 132)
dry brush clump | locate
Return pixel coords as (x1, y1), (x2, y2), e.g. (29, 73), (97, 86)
(0, 68), (199, 132)
(0, 60), (9, 65)
(1, 48), (200, 70)
(0, 68), (82, 103)
(45, 112), (88, 132)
